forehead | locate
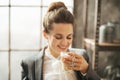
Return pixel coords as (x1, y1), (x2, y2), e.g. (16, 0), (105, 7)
(51, 23), (73, 34)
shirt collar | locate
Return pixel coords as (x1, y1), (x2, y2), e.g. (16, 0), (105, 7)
(45, 50), (61, 60)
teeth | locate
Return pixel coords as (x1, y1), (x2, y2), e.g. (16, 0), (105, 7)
(59, 46), (66, 48)
(61, 47), (66, 48)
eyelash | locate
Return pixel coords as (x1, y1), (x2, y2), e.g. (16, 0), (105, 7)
(67, 37), (72, 39)
(55, 36), (72, 40)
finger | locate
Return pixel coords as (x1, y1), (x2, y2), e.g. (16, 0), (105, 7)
(63, 58), (72, 65)
(73, 58), (82, 63)
(63, 56), (73, 62)
(67, 65), (80, 70)
(73, 62), (81, 67)
(63, 55), (82, 63)
(64, 52), (77, 62)
(68, 52), (83, 59)
(72, 66), (81, 70)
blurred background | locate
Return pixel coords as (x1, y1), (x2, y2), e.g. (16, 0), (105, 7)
(0, 0), (120, 80)
(0, 0), (73, 80)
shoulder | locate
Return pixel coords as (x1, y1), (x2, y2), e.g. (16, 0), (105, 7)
(21, 49), (44, 67)
(21, 53), (38, 68)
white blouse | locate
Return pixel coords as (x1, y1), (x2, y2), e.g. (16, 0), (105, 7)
(43, 51), (77, 80)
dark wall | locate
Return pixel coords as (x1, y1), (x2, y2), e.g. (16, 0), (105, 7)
(86, 0), (120, 38)
(72, 0), (84, 48)
(101, 0), (120, 24)
(72, 0), (120, 47)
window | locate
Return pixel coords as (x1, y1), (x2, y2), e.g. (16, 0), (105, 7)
(0, 0), (73, 80)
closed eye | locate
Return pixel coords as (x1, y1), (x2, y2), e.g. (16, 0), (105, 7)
(67, 34), (73, 39)
(54, 34), (73, 40)
(54, 35), (62, 39)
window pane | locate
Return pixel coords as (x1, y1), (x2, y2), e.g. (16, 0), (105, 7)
(0, 7), (9, 50)
(11, 7), (41, 49)
(42, 0), (73, 7)
(11, 0), (41, 6)
(11, 51), (39, 80)
(41, 7), (47, 48)
(68, 7), (73, 13)
(0, 0), (9, 5)
(0, 52), (8, 80)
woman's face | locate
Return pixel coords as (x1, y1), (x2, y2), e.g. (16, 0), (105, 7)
(45, 23), (73, 55)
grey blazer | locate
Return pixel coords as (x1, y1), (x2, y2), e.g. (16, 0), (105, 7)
(21, 47), (100, 80)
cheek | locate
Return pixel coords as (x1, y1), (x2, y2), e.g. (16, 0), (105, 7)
(69, 39), (73, 44)
(50, 38), (59, 45)
(68, 38), (73, 45)
(48, 37), (54, 45)
(51, 38), (73, 46)
(53, 39), (60, 44)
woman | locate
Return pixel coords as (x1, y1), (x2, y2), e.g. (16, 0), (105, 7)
(21, 1), (100, 80)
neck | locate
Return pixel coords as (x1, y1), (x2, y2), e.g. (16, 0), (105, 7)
(46, 47), (60, 58)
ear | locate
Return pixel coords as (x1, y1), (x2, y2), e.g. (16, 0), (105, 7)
(42, 30), (48, 39)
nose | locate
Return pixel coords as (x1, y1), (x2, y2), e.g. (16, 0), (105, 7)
(61, 38), (68, 46)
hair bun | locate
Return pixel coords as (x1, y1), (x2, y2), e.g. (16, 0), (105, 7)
(47, 1), (67, 12)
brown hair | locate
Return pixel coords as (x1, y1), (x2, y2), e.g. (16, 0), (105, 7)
(43, 1), (74, 33)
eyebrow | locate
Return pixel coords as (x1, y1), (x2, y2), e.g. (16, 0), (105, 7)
(55, 33), (73, 36)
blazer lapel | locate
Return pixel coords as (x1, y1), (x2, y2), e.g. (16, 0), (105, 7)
(35, 48), (45, 80)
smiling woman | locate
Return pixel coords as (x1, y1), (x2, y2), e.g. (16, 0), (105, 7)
(21, 1), (100, 80)
(43, 23), (73, 57)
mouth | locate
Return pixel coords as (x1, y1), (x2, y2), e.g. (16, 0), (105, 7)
(58, 45), (67, 51)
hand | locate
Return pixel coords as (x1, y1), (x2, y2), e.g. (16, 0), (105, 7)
(62, 52), (88, 73)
